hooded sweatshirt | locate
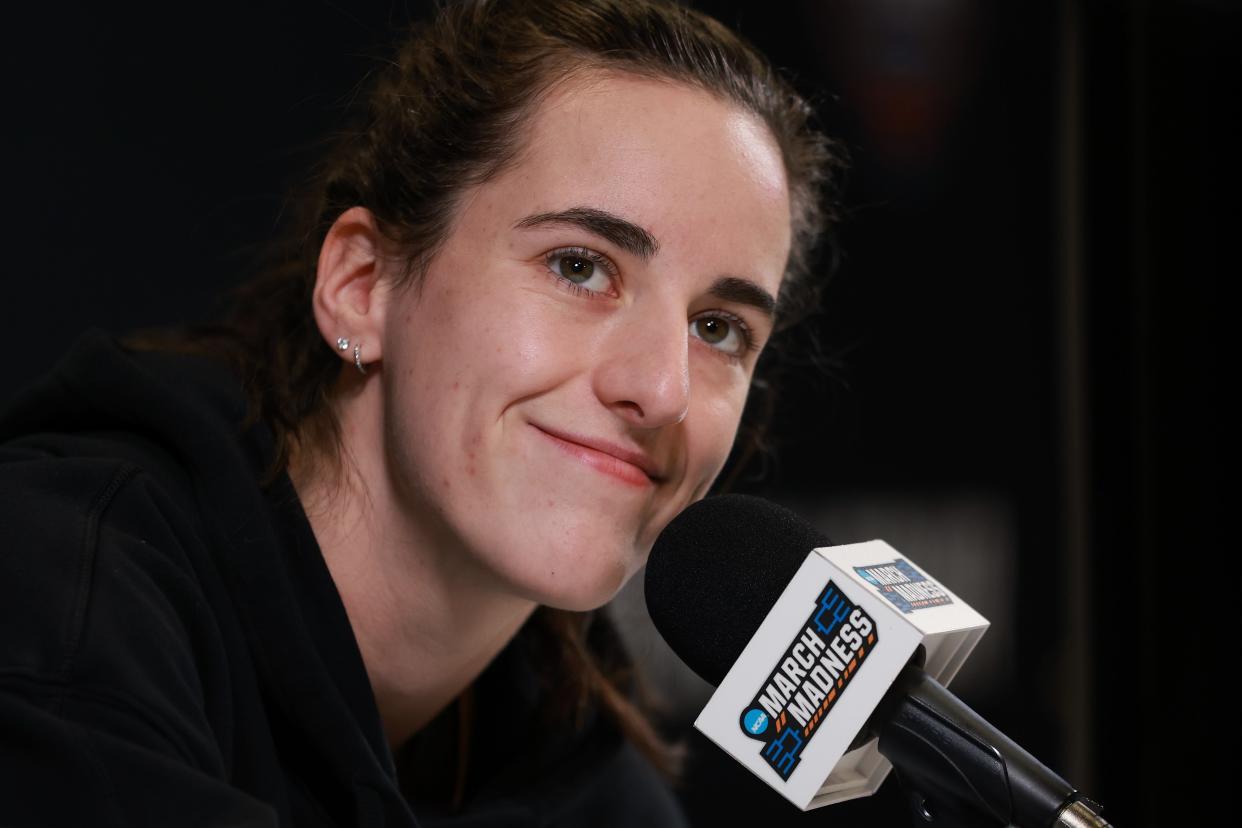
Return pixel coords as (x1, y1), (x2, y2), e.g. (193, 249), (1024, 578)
(0, 331), (685, 827)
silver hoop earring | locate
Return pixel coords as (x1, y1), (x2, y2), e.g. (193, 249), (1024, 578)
(353, 341), (367, 375)
(336, 337), (350, 351)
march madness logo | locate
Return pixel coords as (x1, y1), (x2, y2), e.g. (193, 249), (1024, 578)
(737, 582), (877, 781)
(854, 559), (953, 614)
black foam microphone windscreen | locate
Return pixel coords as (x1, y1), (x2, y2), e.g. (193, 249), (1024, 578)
(644, 494), (832, 687)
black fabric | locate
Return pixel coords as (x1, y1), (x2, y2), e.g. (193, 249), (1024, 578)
(0, 331), (685, 827)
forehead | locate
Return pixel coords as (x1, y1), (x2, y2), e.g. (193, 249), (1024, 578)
(478, 71), (792, 283)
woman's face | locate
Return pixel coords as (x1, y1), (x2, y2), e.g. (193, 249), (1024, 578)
(377, 73), (792, 610)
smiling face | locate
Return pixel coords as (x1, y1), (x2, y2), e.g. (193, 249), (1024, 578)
(375, 72), (791, 611)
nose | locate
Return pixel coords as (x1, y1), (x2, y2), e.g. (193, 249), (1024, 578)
(592, 304), (690, 428)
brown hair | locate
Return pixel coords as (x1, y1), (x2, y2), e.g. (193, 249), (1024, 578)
(186, 0), (841, 781)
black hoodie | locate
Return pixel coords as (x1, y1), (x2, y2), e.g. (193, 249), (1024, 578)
(0, 331), (685, 827)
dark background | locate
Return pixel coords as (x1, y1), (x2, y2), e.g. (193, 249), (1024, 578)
(3, 1), (1226, 825)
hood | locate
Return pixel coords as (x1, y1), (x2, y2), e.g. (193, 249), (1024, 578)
(0, 329), (406, 820)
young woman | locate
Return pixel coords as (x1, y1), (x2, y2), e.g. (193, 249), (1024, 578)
(0, 1), (838, 824)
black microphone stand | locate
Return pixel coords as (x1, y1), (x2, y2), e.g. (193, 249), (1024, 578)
(872, 665), (1112, 828)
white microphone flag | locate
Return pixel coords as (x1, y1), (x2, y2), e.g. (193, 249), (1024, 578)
(694, 540), (989, 810)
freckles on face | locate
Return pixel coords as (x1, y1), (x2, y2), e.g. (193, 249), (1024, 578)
(374, 72), (791, 610)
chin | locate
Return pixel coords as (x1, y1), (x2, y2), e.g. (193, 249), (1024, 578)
(484, 504), (651, 611)
(521, 549), (637, 613)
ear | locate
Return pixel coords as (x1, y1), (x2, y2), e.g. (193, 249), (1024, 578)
(311, 206), (391, 372)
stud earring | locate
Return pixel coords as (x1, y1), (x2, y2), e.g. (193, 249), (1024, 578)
(353, 341), (367, 375)
(336, 337), (350, 351)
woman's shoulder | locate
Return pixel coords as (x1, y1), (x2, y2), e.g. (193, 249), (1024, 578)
(0, 330), (258, 714)
(0, 329), (244, 620)
(0, 431), (223, 695)
(0, 328), (270, 556)
(0, 334), (289, 822)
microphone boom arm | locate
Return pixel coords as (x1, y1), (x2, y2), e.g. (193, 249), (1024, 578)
(874, 665), (1112, 828)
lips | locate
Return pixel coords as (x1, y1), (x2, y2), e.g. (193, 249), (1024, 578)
(531, 424), (662, 488)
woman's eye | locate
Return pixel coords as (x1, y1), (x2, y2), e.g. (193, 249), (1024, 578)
(559, 255), (594, 282)
(545, 248), (614, 294)
(689, 314), (751, 357)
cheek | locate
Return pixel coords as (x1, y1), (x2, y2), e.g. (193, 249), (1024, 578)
(470, 299), (613, 405)
(668, 385), (751, 514)
(381, 287), (602, 479)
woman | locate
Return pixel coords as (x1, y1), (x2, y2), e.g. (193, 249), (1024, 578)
(0, 0), (838, 824)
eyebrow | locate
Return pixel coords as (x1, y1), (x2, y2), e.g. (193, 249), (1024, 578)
(710, 276), (777, 320)
(514, 206), (659, 260)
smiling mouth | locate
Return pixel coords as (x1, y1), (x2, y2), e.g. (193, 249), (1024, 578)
(531, 424), (661, 488)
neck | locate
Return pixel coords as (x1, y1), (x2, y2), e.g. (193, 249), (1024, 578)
(290, 380), (536, 749)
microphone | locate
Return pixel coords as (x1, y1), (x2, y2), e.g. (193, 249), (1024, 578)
(645, 494), (1111, 828)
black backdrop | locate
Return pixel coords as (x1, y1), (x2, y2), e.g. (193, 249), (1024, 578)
(3, 1), (1226, 825)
